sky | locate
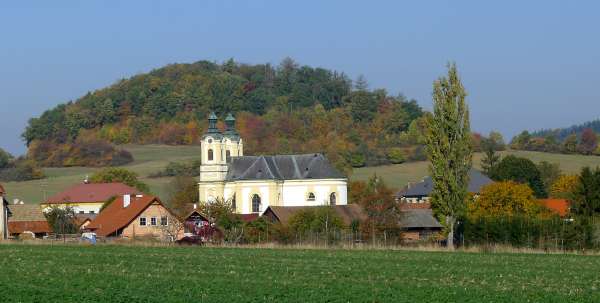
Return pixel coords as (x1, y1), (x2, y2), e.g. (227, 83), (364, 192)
(1, 1), (599, 155)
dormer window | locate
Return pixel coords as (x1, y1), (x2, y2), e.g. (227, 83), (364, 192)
(208, 149), (214, 161)
(207, 138), (213, 143)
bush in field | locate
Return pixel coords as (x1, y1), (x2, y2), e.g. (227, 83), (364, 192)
(150, 160), (201, 178)
(288, 206), (344, 240)
(0, 148), (12, 169)
(90, 168), (149, 192)
(387, 148), (406, 164)
(27, 136), (133, 167)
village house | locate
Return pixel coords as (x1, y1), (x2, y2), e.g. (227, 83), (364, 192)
(41, 182), (141, 215)
(0, 184), (11, 240)
(198, 113), (348, 214)
(396, 169), (493, 205)
(7, 203), (51, 239)
(399, 209), (443, 241)
(86, 194), (181, 240)
(262, 204), (366, 227)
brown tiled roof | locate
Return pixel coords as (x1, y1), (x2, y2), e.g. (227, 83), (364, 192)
(8, 221), (51, 234)
(265, 204), (367, 226)
(87, 195), (170, 237)
(7, 204), (51, 234)
(538, 199), (570, 217)
(45, 183), (141, 204)
(240, 213), (259, 222)
(8, 204), (47, 222)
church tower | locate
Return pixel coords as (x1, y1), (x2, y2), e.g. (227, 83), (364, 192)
(198, 112), (243, 203)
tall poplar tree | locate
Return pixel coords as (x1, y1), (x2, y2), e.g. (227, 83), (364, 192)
(425, 63), (473, 248)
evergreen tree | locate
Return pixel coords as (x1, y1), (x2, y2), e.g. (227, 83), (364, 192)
(425, 63), (473, 248)
(481, 138), (500, 176)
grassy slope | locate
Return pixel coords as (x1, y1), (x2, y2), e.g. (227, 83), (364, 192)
(2, 145), (202, 204)
(3, 145), (600, 203)
(0, 245), (599, 302)
(354, 150), (600, 190)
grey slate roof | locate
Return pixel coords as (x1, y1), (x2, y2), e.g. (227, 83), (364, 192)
(226, 153), (346, 181)
(397, 169), (492, 198)
(399, 209), (443, 229)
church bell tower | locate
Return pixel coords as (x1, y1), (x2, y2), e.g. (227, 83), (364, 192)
(198, 112), (243, 202)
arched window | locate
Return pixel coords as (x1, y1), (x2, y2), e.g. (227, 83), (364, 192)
(231, 194), (236, 210)
(226, 150), (231, 163)
(251, 194), (261, 213)
(208, 149), (214, 161)
(307, 192), (316, 201)
(330, 192), (337, 206)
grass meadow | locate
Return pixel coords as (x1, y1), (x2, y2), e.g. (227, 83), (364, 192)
(0, 244), (599, 302)
(4, 145), (600, 203)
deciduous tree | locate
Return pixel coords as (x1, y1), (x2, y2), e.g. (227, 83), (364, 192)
(467, 181), (546, 219)
(425, 63), (473, 248)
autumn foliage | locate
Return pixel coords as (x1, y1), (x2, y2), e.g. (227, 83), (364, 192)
(467, 181), (549, 219)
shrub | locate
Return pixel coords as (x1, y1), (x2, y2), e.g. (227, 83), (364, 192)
(387, 148), (406, 164)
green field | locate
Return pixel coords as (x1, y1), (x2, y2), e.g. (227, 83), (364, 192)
(3, 145), (600, 203)
(0, 244), (598, 302)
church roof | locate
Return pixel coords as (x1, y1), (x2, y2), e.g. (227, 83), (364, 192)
(226, 153), (345, 181)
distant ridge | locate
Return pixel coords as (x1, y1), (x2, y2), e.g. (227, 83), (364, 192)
(531, 119), (600, 141)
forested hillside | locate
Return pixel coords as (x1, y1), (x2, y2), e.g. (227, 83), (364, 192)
(23, 58), (426, 172)
(531, 119), (600, 141)
(511, 119), (600, 156)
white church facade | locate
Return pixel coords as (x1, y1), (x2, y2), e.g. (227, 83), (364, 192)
(198, 113), (348, 214)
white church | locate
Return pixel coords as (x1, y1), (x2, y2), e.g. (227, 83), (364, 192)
(198, 113), (348, 214)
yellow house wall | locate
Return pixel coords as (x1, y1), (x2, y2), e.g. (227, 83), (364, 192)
(121, 203), (183, 239)
(40, 202), (105, 214)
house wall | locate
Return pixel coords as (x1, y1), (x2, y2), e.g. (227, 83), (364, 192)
(121, 204), (182, 239)
(41, 202), (104, 215)
(0, 196), (7, 240)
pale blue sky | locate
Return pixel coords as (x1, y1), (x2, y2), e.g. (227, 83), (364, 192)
(1, 1), (599, 155)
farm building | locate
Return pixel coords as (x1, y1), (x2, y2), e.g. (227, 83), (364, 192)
(75, 213), (97, 231)
(41, 182), (141, 215)
(198, 113), (348, 214)
(0, 184), (11, 240)
(399, 209), (443, 241)
(262, 204), (367, 227)
(86, 194), (181, 239)
(180, 204), (221, 240)
(396, 169), (493, 205)
(7, 203), (51, 238)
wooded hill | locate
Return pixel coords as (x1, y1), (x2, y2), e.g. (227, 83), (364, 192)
(23, 58), (426, 172)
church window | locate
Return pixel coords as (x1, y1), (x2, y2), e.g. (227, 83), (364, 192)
(226, 150), (231, 163)
(330, 192), (337, 206)
(307, 192), (316, 201)
(208, 149), (214, 161)
(208, 138), (213, 143)
(231, 194), (236, 210)
(252, 194), (261, 213)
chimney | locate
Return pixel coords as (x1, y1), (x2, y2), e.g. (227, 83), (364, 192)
(123, 194), (131, 208)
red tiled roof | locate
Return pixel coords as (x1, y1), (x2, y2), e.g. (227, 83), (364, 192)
(45, 183), (141, 204)
(87, 195), (170, 237)
(8, 221), (51, 234)
(538, 199), (570, 217)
